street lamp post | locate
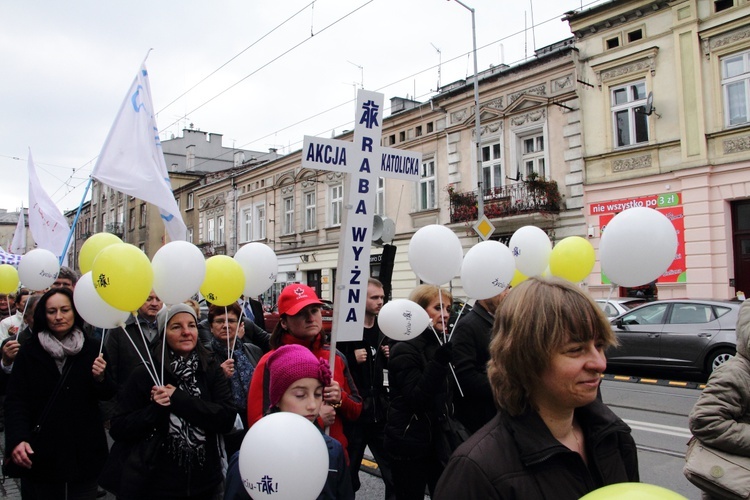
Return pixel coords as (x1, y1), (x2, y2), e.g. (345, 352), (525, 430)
(450, 0), (483, 220)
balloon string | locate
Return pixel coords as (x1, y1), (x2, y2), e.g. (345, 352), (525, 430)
(437, 291), (447, 345)
(429, 325), (464, 398)
(224, 305), (233, 359)
(134, 312), (161, 385)
(120, 325), (160, 387)
(448, 300), (469, 343)
(161, 311), (168, 386)
(99, 328), (108, 356)
(234, 299), (248, 359)
(3, 296), (10, 321)
(606, 283), (616, 304)
(20, 295), (30, 320)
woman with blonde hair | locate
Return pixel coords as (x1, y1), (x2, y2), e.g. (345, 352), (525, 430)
(385, 284), (459, 499)
(435, 277), (639, 499)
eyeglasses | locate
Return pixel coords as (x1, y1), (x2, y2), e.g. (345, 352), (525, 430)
(213, 318), (239, 325)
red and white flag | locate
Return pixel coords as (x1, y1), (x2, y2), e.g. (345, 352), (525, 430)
(27, 149), (70, 260)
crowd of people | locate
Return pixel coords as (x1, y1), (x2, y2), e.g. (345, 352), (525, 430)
(6, 266), (715, 499)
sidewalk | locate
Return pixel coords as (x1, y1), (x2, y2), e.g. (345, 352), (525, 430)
(0, 423), (22, 499)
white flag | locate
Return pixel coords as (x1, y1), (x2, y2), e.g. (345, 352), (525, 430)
(91, 62), (186, 242)
(10, 206), (26, 255)
(27, 150), (70, 259)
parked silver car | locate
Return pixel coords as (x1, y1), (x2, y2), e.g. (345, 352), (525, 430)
(595, 298), (648, 318)
(606, 299), (741, 376)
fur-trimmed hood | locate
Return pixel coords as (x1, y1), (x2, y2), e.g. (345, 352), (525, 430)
(734, 300), (750, 358)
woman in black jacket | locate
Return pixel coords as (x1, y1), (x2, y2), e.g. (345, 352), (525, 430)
(101, 303), (236, 500)
(435, 277), (639, 499)
(5, 287), (113, 499)
(384, 284), (456, 500)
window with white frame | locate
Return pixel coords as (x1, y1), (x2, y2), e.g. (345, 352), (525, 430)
(207, 218), (215, 242)
(242, 209), (252, 242)
(481, 142), (504, 195)
(418, 159), (436, 210)
(187, 192), (194, 209)
(722, 50), (750, 127)
(187, 227), (193, 243)
(305, 191), (316, 231)
(611, 80), (649, 147)
(521, 133), (546, 179)
(330, 184), (343, 226)
(376, 177), (385, 216)
(254, 203), (266, 240)
(217, 215), (225, 244)
(283, 196), (294, 235)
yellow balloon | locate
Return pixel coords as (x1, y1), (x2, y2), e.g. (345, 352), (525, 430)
(510, 269), (528, 287)
(92, 243), (153, 312)
(580, 483), (687, 500)
(0, 264), (20, 294)
(79, 232), (123, 275)
(549, 236), (596, 283)
(200, 255), (245, 307)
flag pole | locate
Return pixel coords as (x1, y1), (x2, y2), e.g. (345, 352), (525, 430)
(59, 176), (94, 266)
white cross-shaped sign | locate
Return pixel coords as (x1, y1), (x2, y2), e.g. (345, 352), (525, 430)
(302, 89), (421, 342)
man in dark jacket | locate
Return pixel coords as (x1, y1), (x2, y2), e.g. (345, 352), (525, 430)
(102, 290), (164, 420)
(452, 289), (509, 433)
(240, 295), (266, 331)
(340, 278), (395, 499)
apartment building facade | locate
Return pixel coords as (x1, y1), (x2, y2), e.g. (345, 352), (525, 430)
(194, 40), (586, 303)
(567, 0), (750, 299)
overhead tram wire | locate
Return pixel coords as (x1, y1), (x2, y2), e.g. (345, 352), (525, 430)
(10, 2), (381, 209)
(48, 0), (602, 189)
(157, 0), (376, 136)
(234, 0), (604, 155)
(156, 1), (316, 117)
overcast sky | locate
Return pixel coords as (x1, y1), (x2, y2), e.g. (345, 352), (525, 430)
(0, 0), (604, 215)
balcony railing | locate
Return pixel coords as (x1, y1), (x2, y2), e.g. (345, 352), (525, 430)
(449, 176), (561, 224)
(104, 222), (124, 236)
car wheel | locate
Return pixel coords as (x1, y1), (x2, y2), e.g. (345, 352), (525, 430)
(706, 348), (735, 375)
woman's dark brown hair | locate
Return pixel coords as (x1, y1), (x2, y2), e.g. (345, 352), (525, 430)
(487, 276), (617, 416)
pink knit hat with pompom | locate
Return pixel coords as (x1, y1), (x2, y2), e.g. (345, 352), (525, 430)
(267, 344), (332, 409)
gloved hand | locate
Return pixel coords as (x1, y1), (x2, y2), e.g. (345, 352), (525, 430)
(433, 342), (453, 365)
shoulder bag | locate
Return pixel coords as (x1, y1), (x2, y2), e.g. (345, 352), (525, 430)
(683, 436), (750, 500)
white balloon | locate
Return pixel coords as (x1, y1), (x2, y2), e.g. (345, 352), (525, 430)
(461, 241), (515, 300)
(74, 272), (130, 329)
(600, 207), (678, 287)
(508, 226), (552, 277)
(234, 243), (278, 297)
(378, 299), (431, 341)
(152, 241), (207, 305)
(408, 225), (463, 285)
(18, 248), (60, 291)
(239, 412), (329, 500)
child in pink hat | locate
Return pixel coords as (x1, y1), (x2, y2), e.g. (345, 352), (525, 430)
(224, 344), (354, 500)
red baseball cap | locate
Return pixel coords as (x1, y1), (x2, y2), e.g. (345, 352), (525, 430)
(277, 284), (323, 316)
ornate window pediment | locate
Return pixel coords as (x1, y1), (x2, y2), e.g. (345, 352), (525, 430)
(591, 46), (659, 86)
(701, 21), (750, 60)
(503, 94), (548, 115)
